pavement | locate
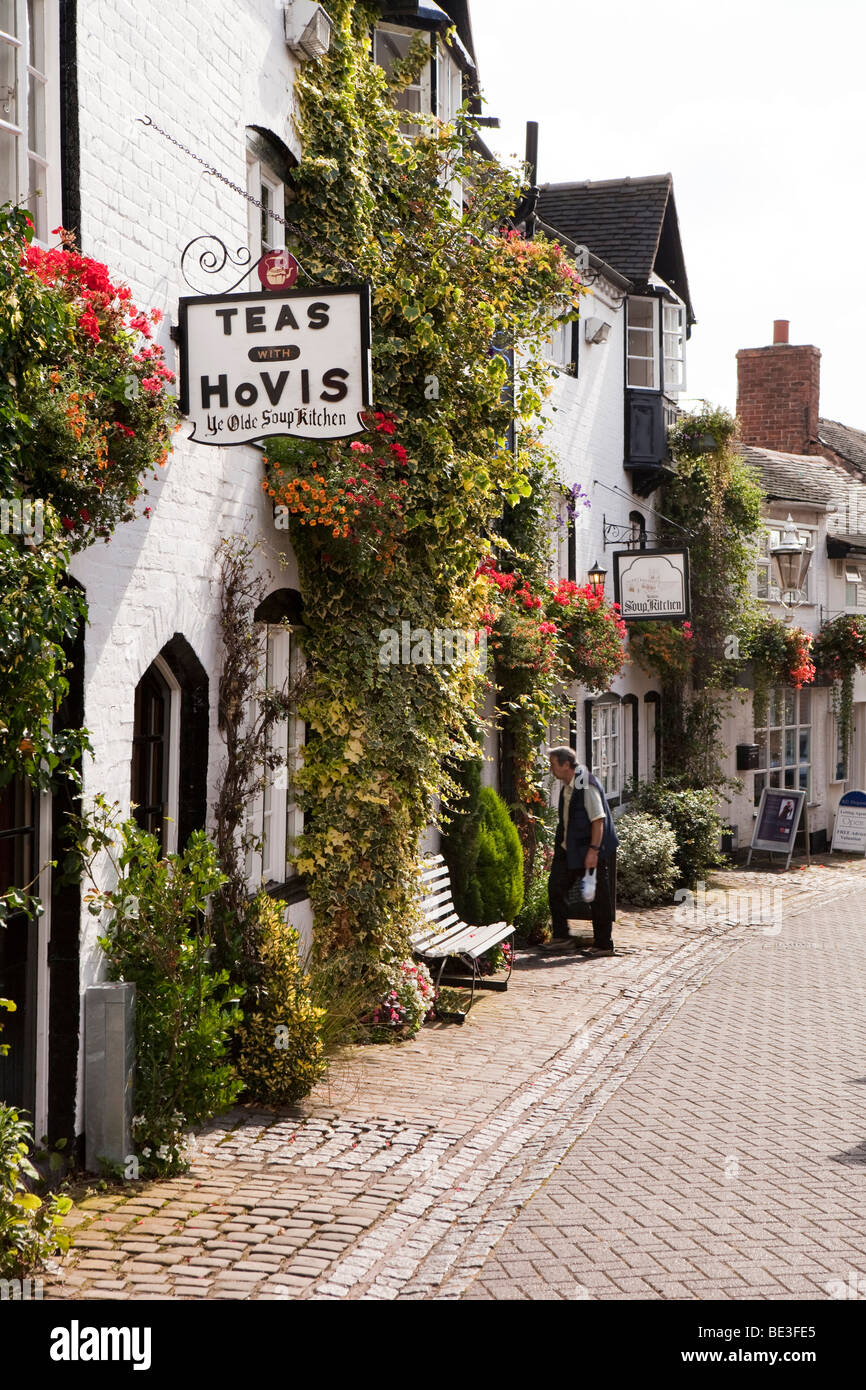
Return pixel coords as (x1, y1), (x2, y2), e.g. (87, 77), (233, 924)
(44, 853), (866, 1301)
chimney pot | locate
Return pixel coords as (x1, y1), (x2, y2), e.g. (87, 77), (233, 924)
(773, 319), (789, 345)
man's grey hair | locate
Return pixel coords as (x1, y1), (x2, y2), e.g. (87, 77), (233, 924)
(548, 745), (577, 768)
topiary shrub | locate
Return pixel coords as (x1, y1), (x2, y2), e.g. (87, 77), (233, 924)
(236, 893), (327, 1105)
(474, 786), (525, 924)
(615, 812), (679, 907)
(439, 748), (485, 924)
(632, 782), (726, 888)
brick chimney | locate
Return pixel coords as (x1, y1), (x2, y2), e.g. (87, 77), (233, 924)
(736, 323), (821, 455)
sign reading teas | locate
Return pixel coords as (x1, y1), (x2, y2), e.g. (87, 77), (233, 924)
(612, 548), (690, 621)
(178, 284), (372, 445)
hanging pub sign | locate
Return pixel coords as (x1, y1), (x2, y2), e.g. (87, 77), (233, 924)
(612, 548), (690, 621)
(178, 283), (372, 445)
(831, 790), (866, 855)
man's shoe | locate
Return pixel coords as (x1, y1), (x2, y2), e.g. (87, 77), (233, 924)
(538, 938), (573, 953)
(586, 946), (615, 957)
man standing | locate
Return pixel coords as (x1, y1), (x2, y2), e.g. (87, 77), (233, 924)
(546, 746), (618, 956)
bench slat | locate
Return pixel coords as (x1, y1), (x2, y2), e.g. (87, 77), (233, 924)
(413, 921), (513, 960)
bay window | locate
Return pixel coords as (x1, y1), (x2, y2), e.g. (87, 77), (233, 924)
(626, 296), (658, 389)
(662, 300), (686, 392)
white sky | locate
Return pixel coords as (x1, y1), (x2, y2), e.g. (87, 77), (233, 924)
(469, 0), (866, 427)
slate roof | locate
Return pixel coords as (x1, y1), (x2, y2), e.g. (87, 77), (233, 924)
(817, 418), (866, 477)
(536, 174), (694, 323)
(739, 445), (837, 506)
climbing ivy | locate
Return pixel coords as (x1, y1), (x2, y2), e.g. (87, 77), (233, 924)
(658, 406), (765, 787)
(262, 0), (581, 990)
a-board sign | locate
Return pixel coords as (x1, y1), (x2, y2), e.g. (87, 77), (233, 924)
(178, 283), (372, 445)
(831, 789), (866, 855)
(612, 549), (690, 621)
(749, 786), (807, 868)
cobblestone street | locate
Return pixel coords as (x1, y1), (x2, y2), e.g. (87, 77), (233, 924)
(46, 856), (866, 1301)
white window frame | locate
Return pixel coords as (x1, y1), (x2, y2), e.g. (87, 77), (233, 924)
(246, 154), (286, 262)
(844, 561), (862, 609)
(435, 35), (463, 126)
(591, 700), (622, 803)
(756, 524), (816, 605)
(662, 298), (686, 394)
(0, 0), (61, 243)
(373, 23), (433, 133)
(244, 623), (304, 888)
(753, 686), (812, 806)
(626, 296), (659, 390)
(151, 654), (181, 857)
(545, 315), (574, 371)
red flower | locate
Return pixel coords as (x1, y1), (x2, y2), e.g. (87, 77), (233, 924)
(79, 507), (90, 522)
(61, 517), (74, 530)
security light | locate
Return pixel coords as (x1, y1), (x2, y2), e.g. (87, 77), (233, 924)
(584, 317), (611, 345)
(284, 1), (333, 60)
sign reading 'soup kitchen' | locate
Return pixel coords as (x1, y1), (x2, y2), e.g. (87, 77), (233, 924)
(612, 549), (690, 622)
(178, 284), (372, 445)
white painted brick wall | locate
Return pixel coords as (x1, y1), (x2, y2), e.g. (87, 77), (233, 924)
(67, 0), (312, 1126)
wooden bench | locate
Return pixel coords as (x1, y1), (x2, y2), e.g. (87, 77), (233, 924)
(411, 854), (515, 1022)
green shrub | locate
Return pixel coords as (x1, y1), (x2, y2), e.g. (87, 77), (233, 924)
(87, 807), (242, 1177)
(615, 812), (679, 907)
(0, 1100), (72, 1279)
(514, 852), (551, 943)
(474, 787), (525, 923)
(440, 749), (485, 923)
(236, 893), (327, 1105)
(631, 782), (725, 888)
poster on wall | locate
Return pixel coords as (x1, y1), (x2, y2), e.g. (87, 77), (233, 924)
(612, 549), (690, 621)
(748, 786), (807, 869)
(178, 283), (372, 445)
(831, 790), (866, 855)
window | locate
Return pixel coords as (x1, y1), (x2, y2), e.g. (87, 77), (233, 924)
(0, 775), (34, 897)
(844, 563), (862, 609)
(373, 24), (432, 133)
(591, 701), (621, 801)
(626, 296), (658, 389)
(753, 687), (811, 807)
(629, 510), (647, 549)
(756, 525), (814, 603)
(246, 129), (295, 262)
(546, 316), (575, 371)
(131, 658), (180, 854)
(0, 0), (60, 242)
(245, 622), (303, 887)
(662, 300), (686, 393)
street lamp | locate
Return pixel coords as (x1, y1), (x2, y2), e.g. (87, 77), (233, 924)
(587, 559), (607, 594)
(770, 515), (812, 608)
